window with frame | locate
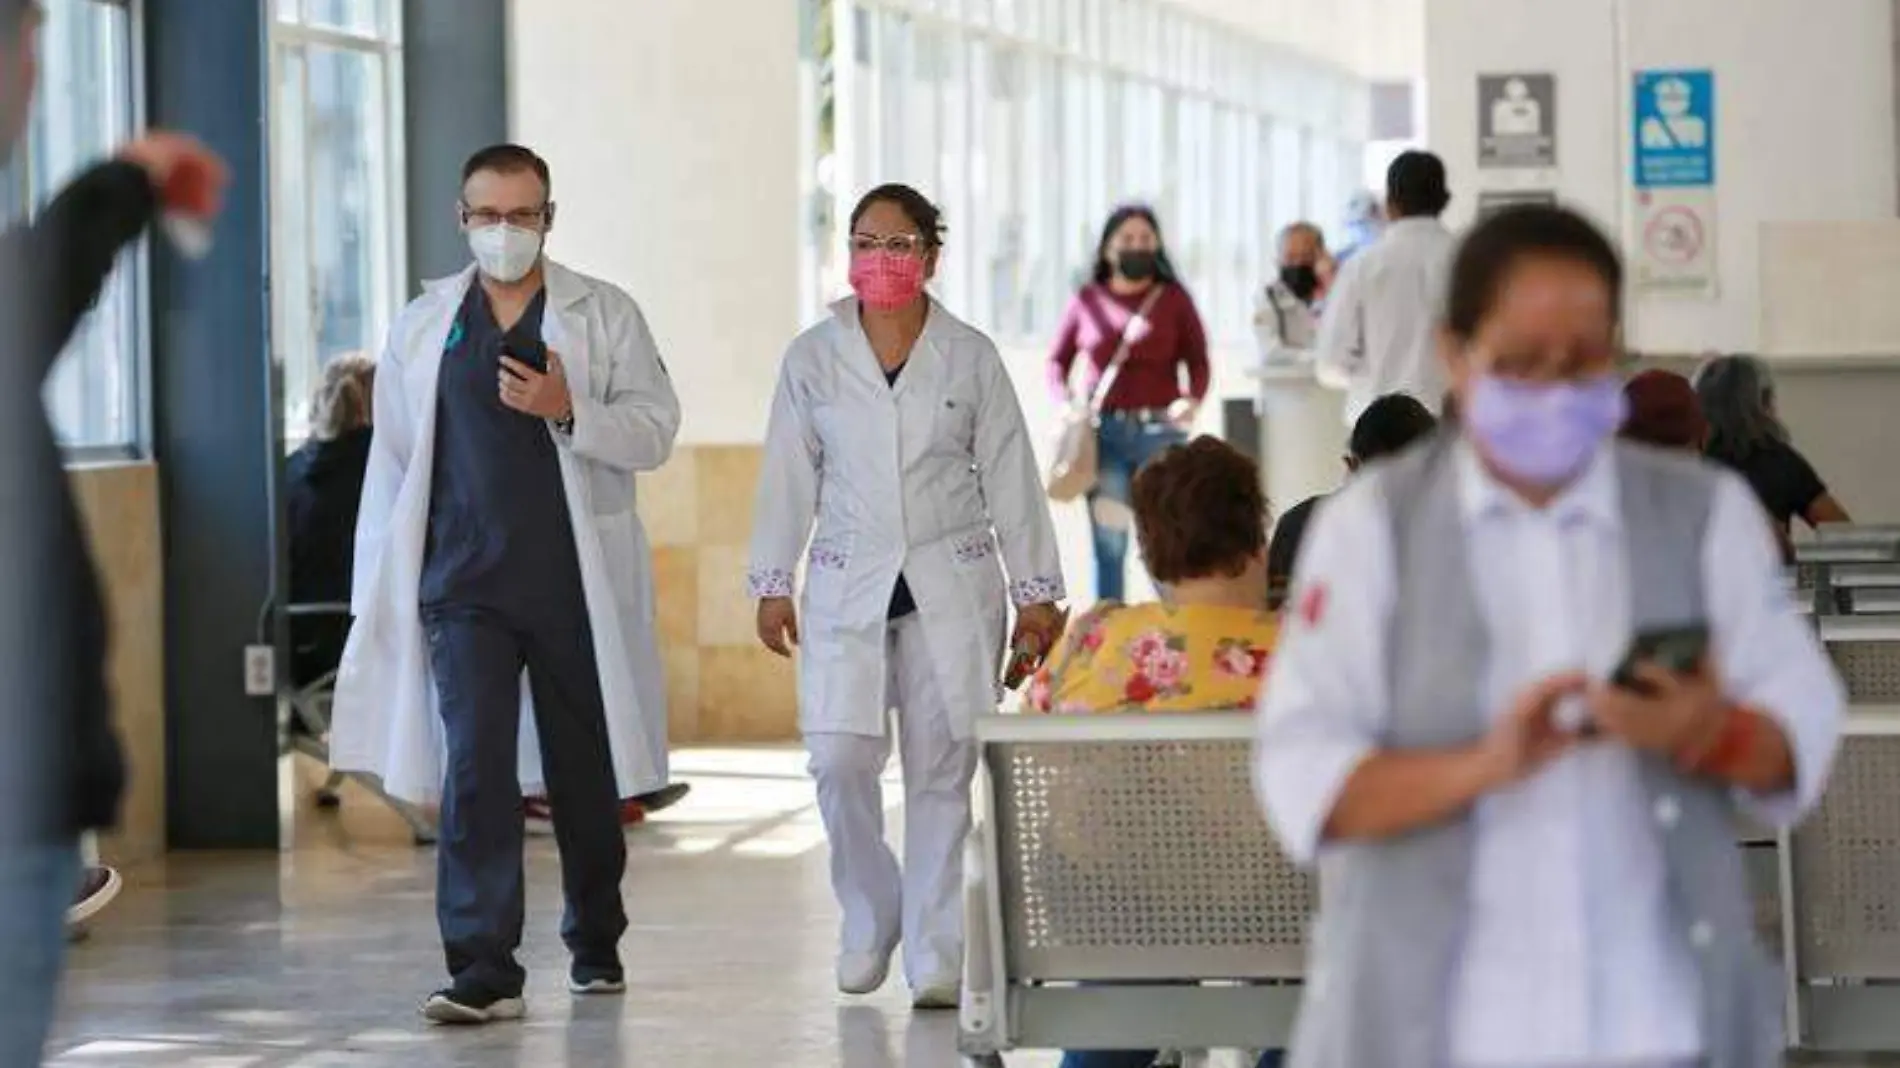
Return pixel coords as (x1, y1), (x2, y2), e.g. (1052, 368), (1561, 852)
(270, 0), (405, 447)
(800, 0), (1371, 348)
(24, 0), (143, 456)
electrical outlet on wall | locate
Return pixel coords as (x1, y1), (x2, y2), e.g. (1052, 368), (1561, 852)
(244, 645), (276, 697)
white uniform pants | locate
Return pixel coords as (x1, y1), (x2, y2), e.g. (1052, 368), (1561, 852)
(806, 613), (979, 988)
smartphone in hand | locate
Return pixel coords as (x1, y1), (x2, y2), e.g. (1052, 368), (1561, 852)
(1610, 625), (1710, 693)
(1568, 625), (1711, 738)
(503, 338), (549, 377)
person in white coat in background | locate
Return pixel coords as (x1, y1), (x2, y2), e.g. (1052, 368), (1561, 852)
(331, 144), (680, 1024)
(1313, 150), (1457, 427)
(748, 184), (1067, 1010)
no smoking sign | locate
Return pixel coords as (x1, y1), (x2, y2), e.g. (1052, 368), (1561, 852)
(1633, 188), (1717, 297)
(1644, 204), (1704, 266)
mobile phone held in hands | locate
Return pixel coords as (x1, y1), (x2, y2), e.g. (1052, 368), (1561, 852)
(1610, 625), (1711, 694)
(503, 338), (549, 377)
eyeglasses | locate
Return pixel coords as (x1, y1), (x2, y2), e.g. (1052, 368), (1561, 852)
(461, 204), (552, 229)
(850, 232), (930, 257)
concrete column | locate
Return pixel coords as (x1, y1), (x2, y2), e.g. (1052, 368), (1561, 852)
(148, 0), (278, 848)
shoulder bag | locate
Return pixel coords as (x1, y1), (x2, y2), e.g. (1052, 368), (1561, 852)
(1045, 285), (1165, 502)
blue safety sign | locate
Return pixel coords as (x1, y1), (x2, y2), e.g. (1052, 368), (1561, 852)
(1632, 70), (1715, 188)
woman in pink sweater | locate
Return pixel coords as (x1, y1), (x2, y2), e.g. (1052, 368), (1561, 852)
(1047, 205), (1211, 602)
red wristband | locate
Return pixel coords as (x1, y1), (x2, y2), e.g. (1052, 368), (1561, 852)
(1689, 707), (1755, 778)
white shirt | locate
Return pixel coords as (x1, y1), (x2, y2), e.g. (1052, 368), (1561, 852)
(1312, 217), (1457, 427)
(1255, 441), (1844, 1068)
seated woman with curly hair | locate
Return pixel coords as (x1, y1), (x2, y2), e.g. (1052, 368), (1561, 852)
(1029, 435), (1277, 715)
(1026, 434), (1280, 1068)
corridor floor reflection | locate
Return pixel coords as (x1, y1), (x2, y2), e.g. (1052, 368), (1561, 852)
(45, 746), (1054, 1067)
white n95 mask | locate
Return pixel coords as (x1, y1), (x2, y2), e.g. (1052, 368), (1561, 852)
(468, 224), (543, 283)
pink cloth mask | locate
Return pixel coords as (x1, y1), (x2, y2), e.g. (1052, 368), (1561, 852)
(849, 251), (928, 311)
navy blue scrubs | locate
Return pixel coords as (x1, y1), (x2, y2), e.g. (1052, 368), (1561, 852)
(420, 282), (626, 999)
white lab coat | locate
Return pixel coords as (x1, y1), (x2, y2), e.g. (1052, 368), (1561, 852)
(1312, 217), (1457, 427)
(746, 297), (1065, 739)
(1250, 279), (1319, 417)
(1252, 278), (1318, 367)
(330, 260), (681, 804)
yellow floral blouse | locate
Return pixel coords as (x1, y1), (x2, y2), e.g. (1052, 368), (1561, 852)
(1026, 601), (1279, 713)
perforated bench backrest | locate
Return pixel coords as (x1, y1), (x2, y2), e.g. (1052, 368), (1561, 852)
(986, 730), (1312, 982)
(1794, 733), (1900, 979)
(1829, 641), (1900, 703)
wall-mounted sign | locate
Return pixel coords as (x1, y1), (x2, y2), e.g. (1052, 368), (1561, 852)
(1478, 73), (1556, 169)
(1632, 69), (1717, 298)
(1633, 69), (1715, 188)
(1634, 188), (1718, 298)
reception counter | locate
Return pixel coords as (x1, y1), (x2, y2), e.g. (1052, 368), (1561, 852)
(1247, 363), (1348, 515)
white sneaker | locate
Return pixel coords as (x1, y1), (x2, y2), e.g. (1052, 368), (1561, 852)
(910, 979), (960, 1010)
(420, 989), (526, 1026)
(836, 948), (894, 995)
(66, 865), (123, 931)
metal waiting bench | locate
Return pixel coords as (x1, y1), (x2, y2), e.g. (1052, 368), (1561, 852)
(1828, 566), (1900, 616)
(283, 604), (437, 846)
(1818, 523), (1900, 543)
(960, 621), (1900, 1060)
(1795, 540), (1900, 600)
(1782, 617), (1900, 1051)
(960, 711), (1307, 1066)
(1797, 541), (1900, 566)
(1794, 531), (1900, 616)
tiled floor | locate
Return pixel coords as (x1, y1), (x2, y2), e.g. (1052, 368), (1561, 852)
(46, 748), (1054, 1068)
(40, 747), (1900, 1067)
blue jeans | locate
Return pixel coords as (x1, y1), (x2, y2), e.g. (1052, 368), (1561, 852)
(1087, 413), (1186, 602)
(0, 840), (80, 1066)
(1059, 1050), (1284, 1068)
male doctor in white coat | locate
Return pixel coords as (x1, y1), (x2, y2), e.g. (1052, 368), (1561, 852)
(331, 144), (680, 1025)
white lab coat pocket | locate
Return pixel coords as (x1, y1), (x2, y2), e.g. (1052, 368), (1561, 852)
(591, 509), (642, 608)
(947, 530), (1007, 614)
(930, 531), (1010, 724)
(948, 529), (998, 569)
(801, 533), (856, 615)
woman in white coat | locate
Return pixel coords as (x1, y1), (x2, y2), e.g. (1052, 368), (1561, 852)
(748, 184), (1066, 1009)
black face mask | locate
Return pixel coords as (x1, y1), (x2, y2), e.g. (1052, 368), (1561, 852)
(1115, 251), (1160, 282)
(1280, 263), (1321, 303)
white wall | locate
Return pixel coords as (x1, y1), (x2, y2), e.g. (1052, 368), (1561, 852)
(509, 0), (802, 446)
(1425, 0), (1621, 229)
(1424, 0), (1895, 354)
(1626, 0), (1894, 354)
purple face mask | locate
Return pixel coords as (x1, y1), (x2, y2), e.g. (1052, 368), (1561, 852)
(1464, 373), (1629, 487)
